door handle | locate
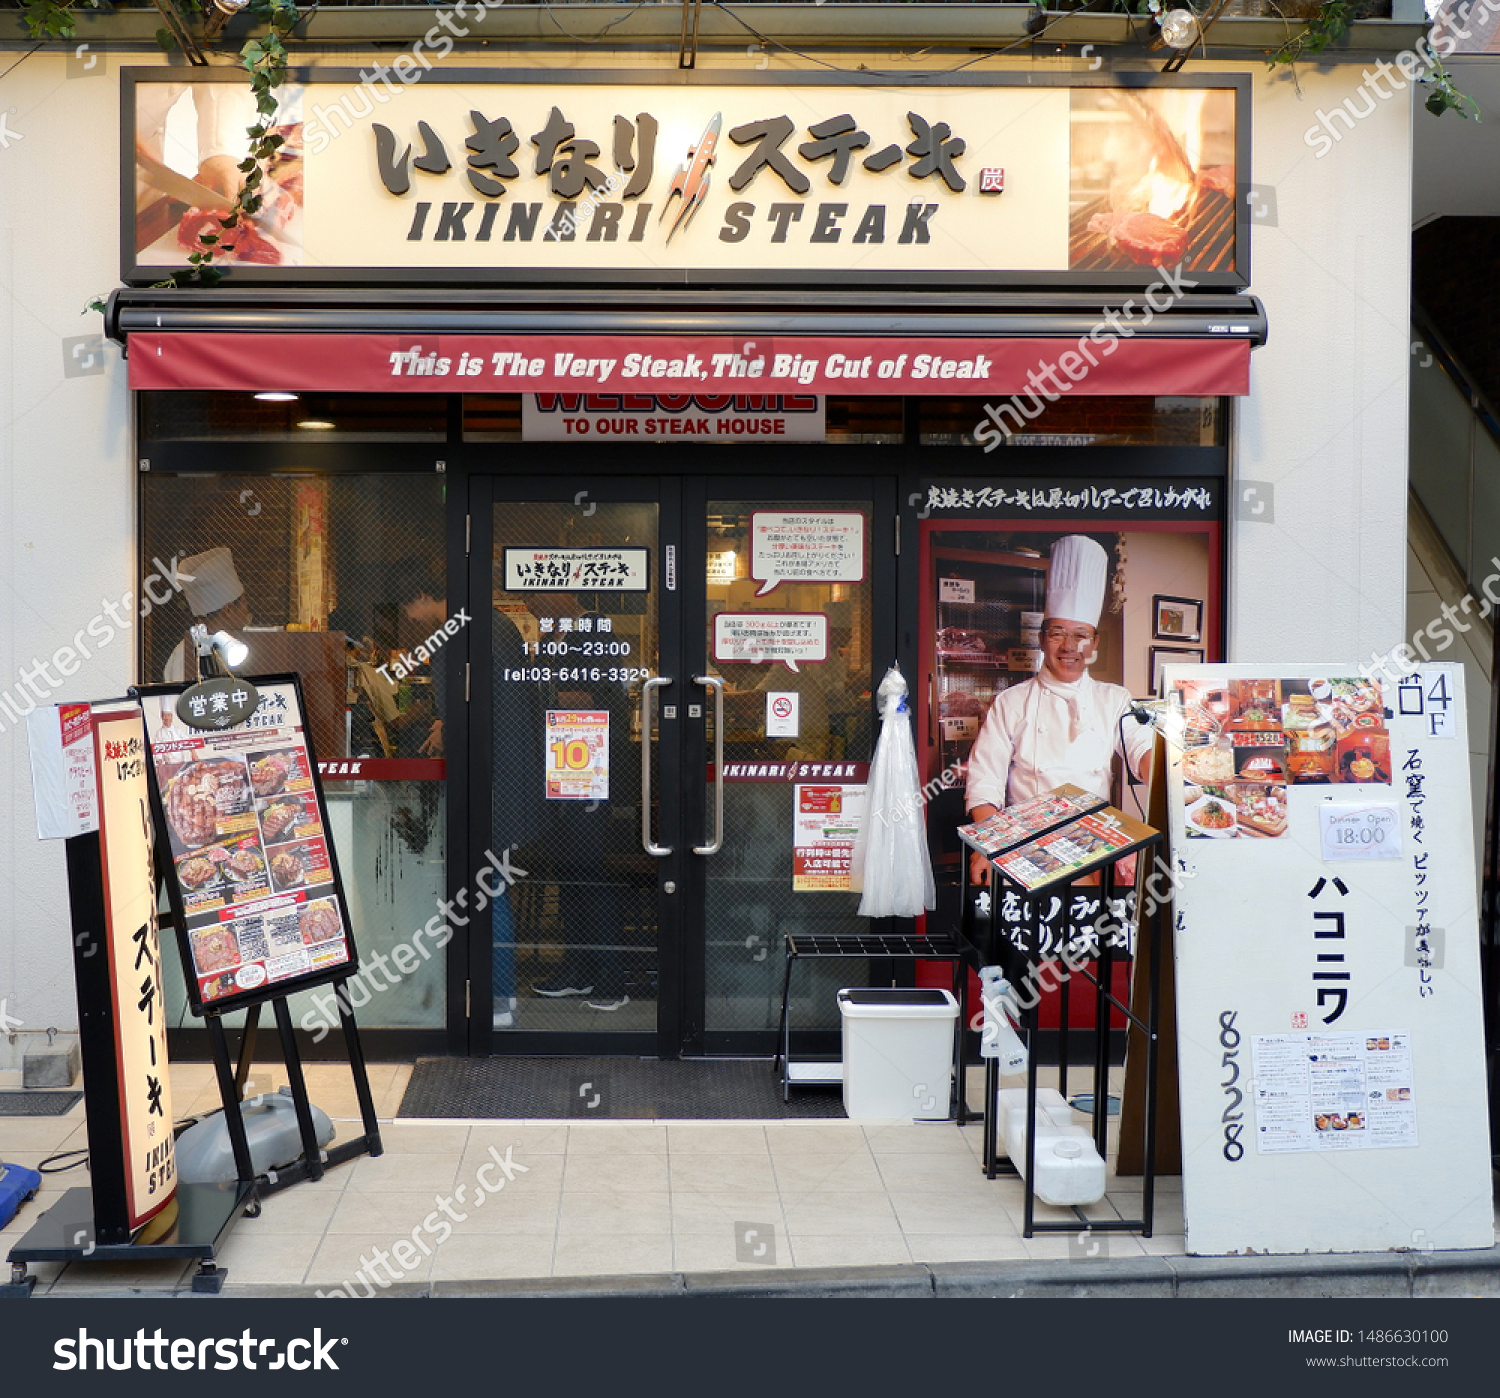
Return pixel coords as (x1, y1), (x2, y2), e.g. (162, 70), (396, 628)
(641, 676), (672, 857)
(694, 674), (724, 856)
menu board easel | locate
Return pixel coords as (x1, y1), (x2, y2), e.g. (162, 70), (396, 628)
(958, 799), (1165, 1240)
(134, 674), (382, 1200)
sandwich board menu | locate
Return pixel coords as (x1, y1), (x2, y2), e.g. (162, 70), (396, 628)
(138, 675), (358, 1015)
(1164, 662), (1492, 1256)
(956, 783), (1108, 859)
(988, 806), (1158, 893)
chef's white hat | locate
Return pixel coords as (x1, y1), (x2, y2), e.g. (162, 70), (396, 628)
(1045, 535), (1108, 629)
(179, 547), (244, 617)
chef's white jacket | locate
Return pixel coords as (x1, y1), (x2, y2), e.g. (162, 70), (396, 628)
(965, 671), (1152, 811)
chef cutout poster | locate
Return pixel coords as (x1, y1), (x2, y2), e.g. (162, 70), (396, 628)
(955, 532), (1207, 821)
(141, 676), (357, 1014)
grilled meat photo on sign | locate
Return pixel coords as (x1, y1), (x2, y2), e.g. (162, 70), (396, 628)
(250, 752), (292, 797)
(299, 900), (342, 947)
(259, 798), (306, 842)
(177, 855), (218, 889)
(224, 847), (264, 881)
(191, 926), (240, 975)
(166, 760), (245, 848)
(1068, 88), (1237, 274)
(270, 850), (305, 889)
(1084, 210), (1190, 268)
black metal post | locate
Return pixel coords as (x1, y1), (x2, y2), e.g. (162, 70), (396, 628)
(1093, 864), (1113, 1158)
(1023, 972), (1039, 1239)
(1142, 859), (1163, 1237)
(206, 1012), (256, 1187)
(337, 981), (384, 1157)
(271, 996), (325, 1182)
(233, 1002), (260, 1101)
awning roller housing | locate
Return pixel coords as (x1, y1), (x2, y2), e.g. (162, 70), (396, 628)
(109, 288), (1266, 398)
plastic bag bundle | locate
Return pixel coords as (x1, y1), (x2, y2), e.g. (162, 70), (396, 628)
(849, 665), (936, 917)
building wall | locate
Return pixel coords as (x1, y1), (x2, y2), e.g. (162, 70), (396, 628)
(0, 50), (1415, 1069)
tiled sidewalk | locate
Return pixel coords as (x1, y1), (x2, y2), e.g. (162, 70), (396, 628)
(3, 1060), (1181, 1294)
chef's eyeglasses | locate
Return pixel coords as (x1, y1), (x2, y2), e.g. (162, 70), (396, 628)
(1042, 626), (1097, 645)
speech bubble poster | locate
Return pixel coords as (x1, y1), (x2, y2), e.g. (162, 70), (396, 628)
(713, 614), (829, 672)
(749, 512), (865, 595)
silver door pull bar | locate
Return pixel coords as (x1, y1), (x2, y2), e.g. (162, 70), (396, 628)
(694, 674), (724, 856)
(641, 675), (672, 857)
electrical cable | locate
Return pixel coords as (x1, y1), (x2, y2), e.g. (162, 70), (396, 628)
(0, 43), (43, 88)
(539, 0), (652, 44)
(1118, 707), (1151, 821)
(38, 1148), (88, 1174)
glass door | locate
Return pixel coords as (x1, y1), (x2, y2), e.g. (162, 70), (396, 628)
(469, 470), (896, 1057)
(683, 480), (897, 1056)
(471, 480), (679, 1055)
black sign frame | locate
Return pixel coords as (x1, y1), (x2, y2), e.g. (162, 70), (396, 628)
(135, 672), (361, 1017)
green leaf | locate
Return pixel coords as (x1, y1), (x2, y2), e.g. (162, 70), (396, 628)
(155, 27), (177, 52)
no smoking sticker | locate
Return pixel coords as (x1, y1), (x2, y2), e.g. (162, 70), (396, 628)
(766, 691), (799, 738)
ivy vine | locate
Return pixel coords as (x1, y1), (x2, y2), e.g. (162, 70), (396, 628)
(17, 0), (300, 306)
(154, 0), (302, 286)
(1267, 1), (1478, 120)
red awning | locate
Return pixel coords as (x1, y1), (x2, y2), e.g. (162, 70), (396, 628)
(127, 331), (1250, 397)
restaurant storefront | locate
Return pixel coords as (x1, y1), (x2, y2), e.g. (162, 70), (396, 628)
(109, 66), (1266, 1061)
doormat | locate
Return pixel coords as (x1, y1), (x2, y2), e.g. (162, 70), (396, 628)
(397, 1058), (848, 1120)
(0, 1091), (82, 1117)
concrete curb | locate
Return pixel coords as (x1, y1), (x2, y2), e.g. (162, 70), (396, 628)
(171, 1243), (1500, 1301)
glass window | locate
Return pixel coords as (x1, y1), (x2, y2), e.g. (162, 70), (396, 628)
(140, 392), (447, 441)
(919, 395), (1223, 446)
(141, 471), (450, 1033)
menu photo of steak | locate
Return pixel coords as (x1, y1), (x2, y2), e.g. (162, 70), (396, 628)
(1084, 210), (1190, 268)
(269, 849), (306, 891)
(190, 924), (240, 976)
(250, 751), (293, 797)
(298, 899), (343, 948)
(258, 794), (317, 844)
(165, 759), (248, 850)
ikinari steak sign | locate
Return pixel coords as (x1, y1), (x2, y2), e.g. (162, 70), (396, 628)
(125, 71), (1248, 288)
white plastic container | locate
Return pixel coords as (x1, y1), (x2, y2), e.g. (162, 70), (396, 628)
(838, 988), (958, 1120)
(994, 1086), (1107, 1206)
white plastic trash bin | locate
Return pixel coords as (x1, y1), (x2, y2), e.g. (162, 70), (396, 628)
(838, 988), (959, 1120)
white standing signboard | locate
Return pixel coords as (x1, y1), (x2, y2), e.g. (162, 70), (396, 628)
(91, 702), (178, 1229)
(1165, 664), (1492, 1255)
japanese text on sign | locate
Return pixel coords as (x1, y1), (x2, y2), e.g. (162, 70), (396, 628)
(546, 710), (609, 801)
(793, 784), (866, 891)
(504, 547), (649, 593)
(751, 512), (864, 595)
(1396, 670), (1456, 739)
(713, 613), (827, 673)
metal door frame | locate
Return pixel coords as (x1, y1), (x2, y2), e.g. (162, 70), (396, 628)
(458, 450), (902, 1058)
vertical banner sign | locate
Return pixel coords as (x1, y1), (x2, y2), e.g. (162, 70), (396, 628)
(91, 702), (177, 1230)
(1165, 664), (1492, 1255)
